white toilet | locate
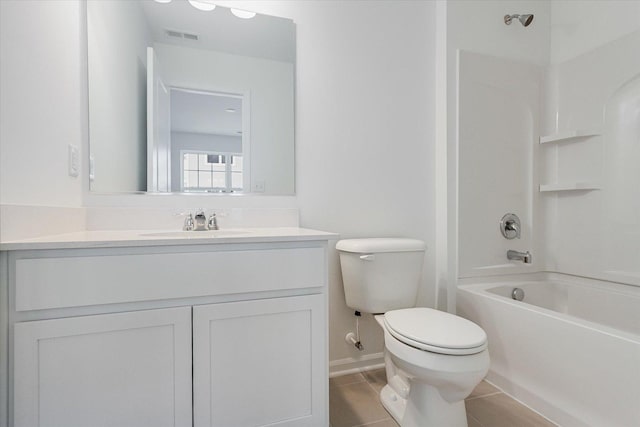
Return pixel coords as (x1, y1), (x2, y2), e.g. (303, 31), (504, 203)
(336, 238), (489, 427)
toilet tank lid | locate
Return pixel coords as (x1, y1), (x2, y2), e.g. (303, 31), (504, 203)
(336, 238), (426, 253)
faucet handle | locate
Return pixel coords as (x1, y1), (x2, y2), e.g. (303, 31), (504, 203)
(500, 213), (521, 239)
(207, 213), (218, 230)
(504, 220), (520, 236)
(183, 213), (195, 231)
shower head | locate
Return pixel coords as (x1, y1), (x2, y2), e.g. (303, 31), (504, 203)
(504, 14), (534, 27)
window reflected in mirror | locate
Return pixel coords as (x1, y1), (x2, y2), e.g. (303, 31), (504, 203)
(181, 153), (243, 193)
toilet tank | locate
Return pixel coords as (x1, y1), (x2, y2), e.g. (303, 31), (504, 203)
(336, 238), (426, 313)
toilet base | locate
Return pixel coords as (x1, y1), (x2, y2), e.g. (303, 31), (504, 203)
(380, 383), (468, 427)
(380, 384), (406, 424)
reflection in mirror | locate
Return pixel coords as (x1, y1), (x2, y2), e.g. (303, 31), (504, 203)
(171, 89), (246, 193)
(87, 0), (295, 195)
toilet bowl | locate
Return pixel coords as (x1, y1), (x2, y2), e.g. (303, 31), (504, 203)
(336, 238), (490, 427)
(375, 309), (489, 426)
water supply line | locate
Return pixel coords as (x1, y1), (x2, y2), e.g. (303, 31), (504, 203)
(345, 311), (364, 351)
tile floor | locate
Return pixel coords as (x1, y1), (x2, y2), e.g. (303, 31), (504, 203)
(329, 368), (557, 427)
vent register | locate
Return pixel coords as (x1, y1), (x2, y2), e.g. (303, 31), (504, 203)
(165, 29), (199, 41)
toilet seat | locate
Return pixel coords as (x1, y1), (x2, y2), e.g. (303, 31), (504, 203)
(383, 308), (487, 355)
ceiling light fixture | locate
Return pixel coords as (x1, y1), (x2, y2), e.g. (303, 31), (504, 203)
(154, 0), (172, 3)
(225, 108), (237, 113)
(188, 0), (216, 12)
(231, 8), (257, 19)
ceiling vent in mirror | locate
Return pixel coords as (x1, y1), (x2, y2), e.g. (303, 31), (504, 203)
(165, 30), (199, 42)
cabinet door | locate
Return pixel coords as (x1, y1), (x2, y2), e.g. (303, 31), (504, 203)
(14, 307), (192, 427)
(193, 294), (326, 427)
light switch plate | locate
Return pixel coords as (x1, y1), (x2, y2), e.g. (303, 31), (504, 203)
(68, 144), (79, 177)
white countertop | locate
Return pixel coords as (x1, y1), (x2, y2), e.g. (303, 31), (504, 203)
(0, 227), (339, 251)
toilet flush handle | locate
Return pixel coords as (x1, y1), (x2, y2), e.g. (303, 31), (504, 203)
(359, 254), (375, 261)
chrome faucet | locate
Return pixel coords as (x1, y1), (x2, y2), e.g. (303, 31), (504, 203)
(183, 213), (195, 231)
(207, 213), (218, 230)
(194, 210), (207, 231)
(182, 210), (219, 231)
(507, 250), (532, 264)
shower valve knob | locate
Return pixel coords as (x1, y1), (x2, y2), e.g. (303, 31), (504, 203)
(500, 213), (521, 239)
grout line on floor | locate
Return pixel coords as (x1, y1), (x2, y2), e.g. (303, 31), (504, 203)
(467, 412), (484, 427)
(331, 375), (367, 388)
(363, 378), (382, 396)
(336, 379), (367, 387)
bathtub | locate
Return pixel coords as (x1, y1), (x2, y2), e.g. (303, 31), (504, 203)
(457, 274), (640, 427)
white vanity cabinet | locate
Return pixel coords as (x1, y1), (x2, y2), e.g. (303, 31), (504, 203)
(193, 295), (324, 427)
(1, 235), (331, 427)
(13, 307), (193, 427)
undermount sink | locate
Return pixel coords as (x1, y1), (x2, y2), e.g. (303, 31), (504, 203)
(142, 230), (249, 238)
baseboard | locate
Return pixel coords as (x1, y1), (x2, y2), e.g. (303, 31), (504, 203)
(329, 352), (384, 378)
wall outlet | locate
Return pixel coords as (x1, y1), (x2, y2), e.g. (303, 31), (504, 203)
(68, 144), (79, 178)
(252, 180), (265, 193)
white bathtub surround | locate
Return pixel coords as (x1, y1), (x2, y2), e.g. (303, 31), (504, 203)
(0, 205), (86, 242)
(452, 2), (640, 295)
(457, 51), (541, 279)
(541, 30), (640, 286)
(457, 272), (640, 427)
(453, 4), (640, 426)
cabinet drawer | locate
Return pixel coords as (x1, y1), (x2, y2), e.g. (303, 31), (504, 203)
(14, 247), (325, 311)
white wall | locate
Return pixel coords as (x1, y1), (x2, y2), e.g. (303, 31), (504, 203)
(211, 1), (438, 367)
(0, 0), (84, 208)
(296, 1), (437, 367)
(155, 43), (294, 195)
(87, 0), (150, 193)
(170, 132), (242, 192)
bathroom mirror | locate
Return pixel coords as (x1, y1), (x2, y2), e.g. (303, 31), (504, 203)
(87, 0), (295, 195)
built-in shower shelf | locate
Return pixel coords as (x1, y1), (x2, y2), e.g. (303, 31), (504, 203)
(539, 182), (601, 192)
(539, 129), (600, 144)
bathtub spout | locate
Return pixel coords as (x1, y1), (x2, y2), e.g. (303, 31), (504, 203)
(507, 250), (532, 264)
